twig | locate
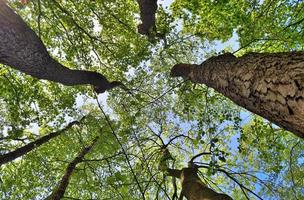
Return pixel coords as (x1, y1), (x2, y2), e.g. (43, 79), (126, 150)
(189, 152), (211, 163)
(289, 141), (300, 200)
(94, 94), (145, 199)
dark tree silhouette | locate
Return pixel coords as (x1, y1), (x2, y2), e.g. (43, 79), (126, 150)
(0, 118), (84, 166)
(137, 0), (158, 36)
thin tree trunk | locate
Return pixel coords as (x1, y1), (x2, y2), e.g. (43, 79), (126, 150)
(0, 118), (84, 166)
(45, 136), (99, 200)
(167, 167), (233, 200)
(171, 52), (304, 138)
(0, 1), (121, 93)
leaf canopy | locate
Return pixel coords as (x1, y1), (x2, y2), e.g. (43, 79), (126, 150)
(0, 0), (303, 199)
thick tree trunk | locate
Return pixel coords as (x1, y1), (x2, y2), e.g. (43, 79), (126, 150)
(0, 119), (84, 166)
(167, 167), (233, 200)
(45, 137), (99, 200)
(0, 1), (121, 93)
(171, 52), (304, 138)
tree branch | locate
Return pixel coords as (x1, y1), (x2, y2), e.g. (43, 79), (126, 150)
(0, 117), (85, 166)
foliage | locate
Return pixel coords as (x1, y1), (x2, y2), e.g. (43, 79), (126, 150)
(172, 0), (304, 52)
(0, 0), (303, 199)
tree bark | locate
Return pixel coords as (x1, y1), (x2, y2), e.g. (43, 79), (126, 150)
(45, 137), (99, 200)
(160, 148), (232, 199)
(137, 0), (158, 35)
(167, 167), (233, 200)
(0, 118), (84, 166)
(0, 1), (121, 93)
(171, 52), (304, 138)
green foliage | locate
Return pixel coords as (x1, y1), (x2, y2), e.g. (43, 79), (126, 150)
(171, 0), (304, 52)
(0, 0), (303, 199)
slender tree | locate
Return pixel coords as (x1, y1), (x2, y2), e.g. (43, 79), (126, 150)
(0, 118), (84, 165)
(46, 136), (99, 200)
(171, 52), (304, 138)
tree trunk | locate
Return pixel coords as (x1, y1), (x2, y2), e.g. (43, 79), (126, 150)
(0, 1), (121, 93)
(171, 52), (304, 138)
(45, 137), (99, 200)
(137, 0), (158, 35)
(0, 119), (84, 166)
(167, 167), (233, 200)
(160, 148), (232, 199)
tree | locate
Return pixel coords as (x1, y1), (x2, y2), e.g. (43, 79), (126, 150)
(0, 1), (122, 93)
(169, 0), (304, 138)
(137, 0), (158, 36)
(0, 0), (303, 200)
(159, 148), (233, 200)
(171, 52), (304, 138)
(0, 118), (84, 165)
(46, 136), (99, 200)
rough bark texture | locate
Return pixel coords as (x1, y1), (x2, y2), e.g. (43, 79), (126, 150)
(0, 119), (83, 166)
(0, 1), (121, 93)
(167, 167), (233, 200)
(171, 52), (304, 138)
(137, 0), (158, 36)
(46, 137), (99, 200)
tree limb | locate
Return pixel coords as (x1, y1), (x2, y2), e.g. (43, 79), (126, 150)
(0, 117), (85, 166)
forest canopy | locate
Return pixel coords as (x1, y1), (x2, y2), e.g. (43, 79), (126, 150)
(0, 0), (303, 199)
